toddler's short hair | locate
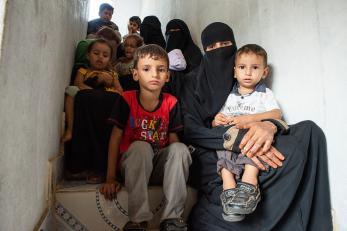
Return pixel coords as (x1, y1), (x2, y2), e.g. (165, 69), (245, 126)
(87, 38), (113, 58)
(96, 26), (121, 44)
(129, 16), (141, 27)
(236, 44), (268, 66)
(99, 3), (114, 13)
(124, 34), (144, 47)
(133, 44), (169, 69)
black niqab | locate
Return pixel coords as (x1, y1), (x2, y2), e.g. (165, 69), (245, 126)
(140, 16), (166, 49)
(165, 19), (202, 72)
(193, 22), (237, 122)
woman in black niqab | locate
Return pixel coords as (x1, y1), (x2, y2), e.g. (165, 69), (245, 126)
(140, 16), (166, 49)
(193, 22), (237, 121)
(183, 22), (332, 231)
(165, 19), (202, 72)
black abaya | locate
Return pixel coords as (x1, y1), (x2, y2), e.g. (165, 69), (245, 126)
(182, 22), (332, 231)
(187, 121), (332, 231)
(65, 89), (120, 175)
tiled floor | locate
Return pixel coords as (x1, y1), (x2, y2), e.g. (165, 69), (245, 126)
(54, 181), (197, 231)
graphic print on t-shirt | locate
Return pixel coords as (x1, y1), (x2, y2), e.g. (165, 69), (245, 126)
(129, 115), (167, 150)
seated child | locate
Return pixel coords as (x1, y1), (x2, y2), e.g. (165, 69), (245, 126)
(87, 3), (119, 36)
(126, 16), (141, 37)
(72, 26), (121, 84)
(62, 39), (123, 143)
(114, 34), (143, 76)
(117, 16), (142, 59)
(100, 44), (191, 231)
(212, 44), (282, 222)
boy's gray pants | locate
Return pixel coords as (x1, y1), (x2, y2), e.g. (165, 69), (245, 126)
(121, 141), (192, 223)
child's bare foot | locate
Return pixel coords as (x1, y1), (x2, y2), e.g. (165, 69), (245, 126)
(61, 130), (72, 142)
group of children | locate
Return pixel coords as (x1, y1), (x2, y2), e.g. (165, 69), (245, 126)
(63, 2), (285, 230)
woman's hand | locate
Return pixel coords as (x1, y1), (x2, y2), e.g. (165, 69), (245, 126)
(237, 121), (277, 158)
(249, 146), (285, 170)
(99, 179), (122, 200)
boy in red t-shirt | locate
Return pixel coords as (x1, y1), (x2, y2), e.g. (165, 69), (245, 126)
(100, 44), (191, 231)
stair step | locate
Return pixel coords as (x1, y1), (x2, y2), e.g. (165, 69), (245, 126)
(54, 181), (197, 230)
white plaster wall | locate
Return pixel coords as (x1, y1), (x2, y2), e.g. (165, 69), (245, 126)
(140, 0), (347, 229)
(111, 0), (142, 38)
(0, 0), (7, 58)
(0, 0), (88, 230)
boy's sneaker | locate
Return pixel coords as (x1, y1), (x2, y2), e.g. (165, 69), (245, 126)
(228, 182), (261, 215)
(123, 221), (148, 231)
(160, 218), (187, 231)
(220, 189), (245, 222)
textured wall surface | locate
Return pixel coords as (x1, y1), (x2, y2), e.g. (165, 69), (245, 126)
(0, 0), (88, 230)
(139, 0), (347, 229)
(0, 0), (346, 229)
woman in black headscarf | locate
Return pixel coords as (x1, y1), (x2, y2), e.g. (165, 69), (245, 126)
(165, 19), (202, 73)
(183, 22), (332, 231)
(140, 16), (166, 48)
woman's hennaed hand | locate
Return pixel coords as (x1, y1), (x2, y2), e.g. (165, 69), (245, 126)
(237, 121), (277, 158)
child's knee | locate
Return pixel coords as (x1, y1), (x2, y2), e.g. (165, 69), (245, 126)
(126, 141), (153, 160)
(65, 85), (79, 97)
(167, 142), (191, 162)
(129, 141), (152, 152)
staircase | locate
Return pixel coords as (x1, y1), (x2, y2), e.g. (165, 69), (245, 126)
(33, 140), (197, 231)
(53, 181), (197, 231)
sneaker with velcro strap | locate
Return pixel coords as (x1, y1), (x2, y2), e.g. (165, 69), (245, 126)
(228, 182), (261, 215)
(220, 188), (245, 222)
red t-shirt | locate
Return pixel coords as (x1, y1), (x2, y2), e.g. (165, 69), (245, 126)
(108, 90), (183, 154)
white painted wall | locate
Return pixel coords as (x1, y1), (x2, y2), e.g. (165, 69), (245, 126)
(140, 0), (347, 229)
(0, 0), (88, 230)
(0, 0), (345, 229)
(0, 0), (7, 58)
(112, 0), (142, 37)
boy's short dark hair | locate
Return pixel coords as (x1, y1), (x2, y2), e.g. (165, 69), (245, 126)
(99, 3), (114, 13)
(133, 44), (169, 69)
(129, 16), (141, 27)
(87, 38), (113, 58)
(124, 34), (144, 47)
(236, 44), (268, 66)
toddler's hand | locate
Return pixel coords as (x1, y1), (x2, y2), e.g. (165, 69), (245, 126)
(227, 115), (254, 126)
(99, 180), (121, 200)
(97, 72), (114, 87)
(212, 113), (228, 127)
